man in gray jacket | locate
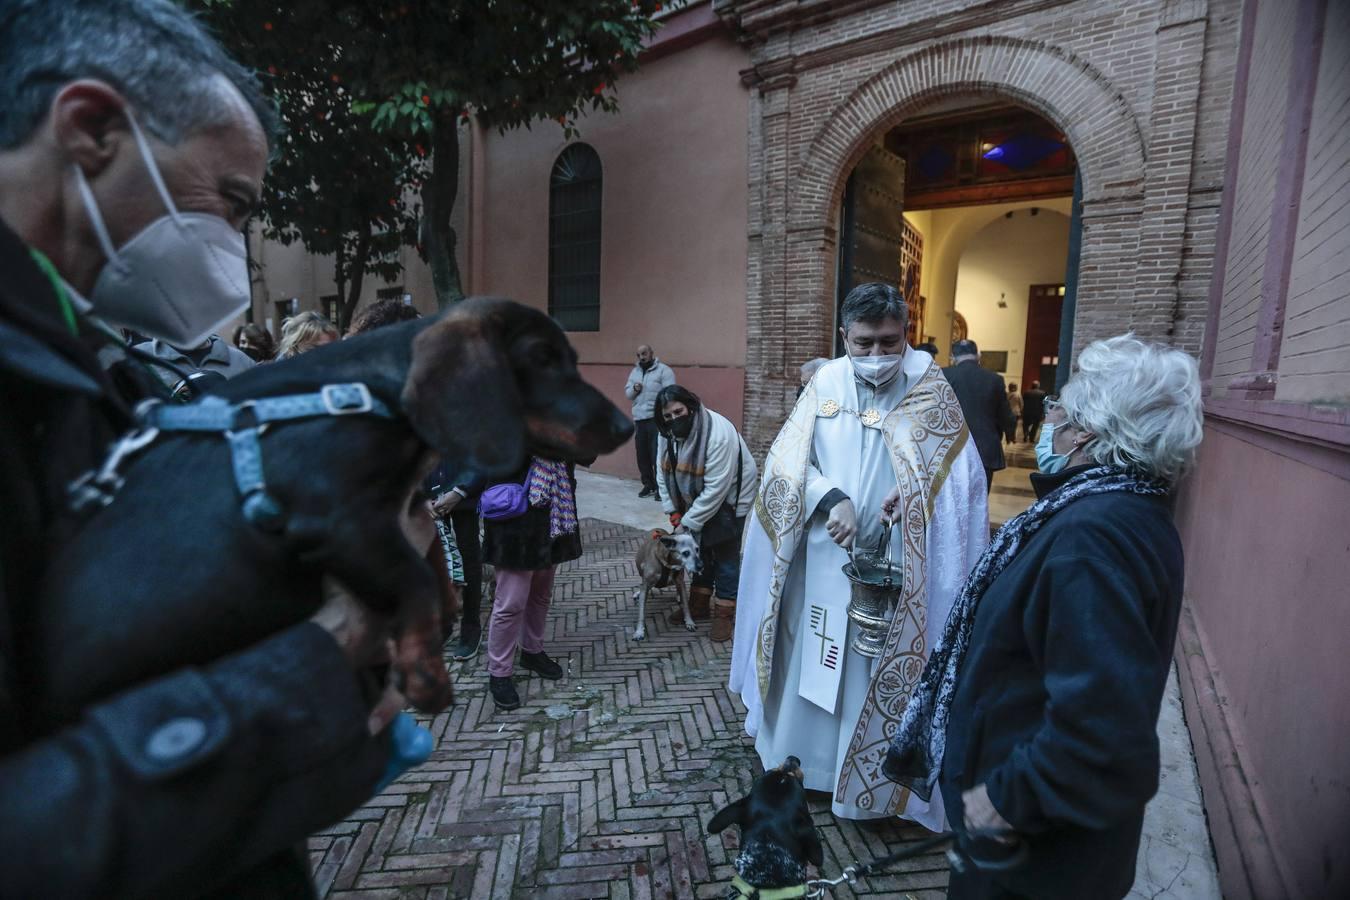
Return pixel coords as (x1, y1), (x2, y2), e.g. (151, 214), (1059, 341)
(133, 332), (256, 394)
(625, 344), (675, 497)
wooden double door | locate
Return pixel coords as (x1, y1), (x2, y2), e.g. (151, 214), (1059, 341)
(1022, 282), (1064, 391)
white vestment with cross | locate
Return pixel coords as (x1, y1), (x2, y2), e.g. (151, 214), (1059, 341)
(730, 351), (988, 826)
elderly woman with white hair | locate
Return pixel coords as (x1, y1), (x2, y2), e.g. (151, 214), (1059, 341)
(881, 334), (1204, 900)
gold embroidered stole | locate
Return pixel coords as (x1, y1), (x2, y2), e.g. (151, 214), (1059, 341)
(833, 364), (969, 814)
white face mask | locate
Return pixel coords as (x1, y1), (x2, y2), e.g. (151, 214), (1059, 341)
(850, 353), (904, 387)
(73, 112), (251, 347)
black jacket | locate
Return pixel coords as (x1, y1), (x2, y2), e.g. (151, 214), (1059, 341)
(939, 466), (1184, 900)
(1022, 388), (1047, 422)
(0, 219), (384, 897)
(482, 461), (583, 570)
(943, 360), (1013, 472)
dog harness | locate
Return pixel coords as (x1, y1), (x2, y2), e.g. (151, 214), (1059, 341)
(729, 876), (809, 899)
(734, 874), (804, 895)
(68, 383), (398, 531)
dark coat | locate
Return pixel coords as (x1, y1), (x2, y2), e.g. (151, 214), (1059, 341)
(0, 219), (384, 897)
(943, 360), (1014, 472)
(939, 465), (1185, 900)
(1021, 388), (1047, 422)
(482, 462), (583, 571)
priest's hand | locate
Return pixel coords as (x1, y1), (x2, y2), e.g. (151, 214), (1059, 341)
(880, 485), (902, 525)
(826, 498), (857, 547)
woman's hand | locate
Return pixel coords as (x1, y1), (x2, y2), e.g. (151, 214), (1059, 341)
(880, 486), (902, 525)
(429, 489), (463, 518)
(961, 783), (1015, 842)
(826, 498), (857, 548)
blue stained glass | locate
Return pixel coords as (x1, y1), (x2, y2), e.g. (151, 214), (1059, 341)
(981, 133), (1065, 170)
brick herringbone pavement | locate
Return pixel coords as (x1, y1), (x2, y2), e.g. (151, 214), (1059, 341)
(309, 519), (950, 899)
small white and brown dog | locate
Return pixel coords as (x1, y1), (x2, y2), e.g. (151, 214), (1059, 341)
(631, 529), (701, 641)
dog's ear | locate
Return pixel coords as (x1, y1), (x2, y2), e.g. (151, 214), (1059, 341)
(795, 810), (824, 868)
(707, 797), (748, 834)
(402, 306), (525, 479)
(659, 536), (678, 549)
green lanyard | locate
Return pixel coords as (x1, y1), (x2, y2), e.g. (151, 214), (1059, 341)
(28, 248), (80, 337)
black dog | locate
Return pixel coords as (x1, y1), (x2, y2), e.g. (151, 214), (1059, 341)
(29, 297), (632, 730)
(709, 756), (824, 896)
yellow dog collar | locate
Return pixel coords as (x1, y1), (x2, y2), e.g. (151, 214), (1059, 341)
(730, 874), (809, 899)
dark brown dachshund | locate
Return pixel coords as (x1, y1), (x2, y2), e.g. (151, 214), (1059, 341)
(30, 298), (632, 730)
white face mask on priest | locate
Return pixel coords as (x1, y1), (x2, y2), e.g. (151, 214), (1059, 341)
(839, 294), (908, 388)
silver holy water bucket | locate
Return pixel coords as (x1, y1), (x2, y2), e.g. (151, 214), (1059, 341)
(840, 526), (904, 658)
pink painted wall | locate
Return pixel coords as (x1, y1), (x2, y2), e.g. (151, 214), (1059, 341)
(465, 13), (750, 476)
(581, 363), (746, 479)
(1175, 424), (1350, 899)
(1183, 0), (1350, 896)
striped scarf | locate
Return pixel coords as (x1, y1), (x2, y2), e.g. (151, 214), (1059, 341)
(883, 465), (1169, 800)
(526, 457), (578, 539)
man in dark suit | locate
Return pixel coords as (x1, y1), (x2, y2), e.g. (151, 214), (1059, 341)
(943, 340), (1014, 492)
(1022, 380), (1048, 442)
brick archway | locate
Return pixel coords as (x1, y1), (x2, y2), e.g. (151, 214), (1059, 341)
(741, 36), (1157, 455)
(792, 35), (1147, 230)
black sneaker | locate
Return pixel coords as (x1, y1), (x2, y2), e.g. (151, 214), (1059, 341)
(519, 650), (564, 680)
(489, 675), (521, 710)
(452, 623), (482, 660)
(638, 486), (654, 498)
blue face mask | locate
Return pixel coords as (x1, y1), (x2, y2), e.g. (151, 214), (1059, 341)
(1035, 422), (1072, 474)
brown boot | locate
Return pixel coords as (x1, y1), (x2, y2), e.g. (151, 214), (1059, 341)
(669, 585), (712, 625)
(710, 597), (736, 642)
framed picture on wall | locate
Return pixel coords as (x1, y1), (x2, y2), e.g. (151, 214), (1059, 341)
(979, 350), (1009, 372)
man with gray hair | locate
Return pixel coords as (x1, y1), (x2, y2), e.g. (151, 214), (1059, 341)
(730, 283), (988, 827)
(0, 2), (400, 894)
(796, 356), (829, 399)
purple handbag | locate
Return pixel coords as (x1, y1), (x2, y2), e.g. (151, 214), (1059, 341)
(478, 482), (529, 521)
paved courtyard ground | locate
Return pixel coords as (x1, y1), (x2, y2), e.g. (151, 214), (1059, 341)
(308, 467), (1220, 899)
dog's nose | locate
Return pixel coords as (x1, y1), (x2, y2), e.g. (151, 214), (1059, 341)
(610, 409), (635, 443)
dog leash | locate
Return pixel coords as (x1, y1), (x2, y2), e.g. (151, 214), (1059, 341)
(801, 829), (1028, 898)
(68, 383), (398, 531)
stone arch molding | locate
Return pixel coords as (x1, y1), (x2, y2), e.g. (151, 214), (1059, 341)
(793, 35), (1147, 227)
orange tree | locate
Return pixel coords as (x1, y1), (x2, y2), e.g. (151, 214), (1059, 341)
(203, 1), (666, 311)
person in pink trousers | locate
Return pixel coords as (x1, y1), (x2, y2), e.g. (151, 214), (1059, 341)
(480, 458), (583, 710)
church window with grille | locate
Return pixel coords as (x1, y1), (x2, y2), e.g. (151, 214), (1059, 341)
(548, 144), (603, 331)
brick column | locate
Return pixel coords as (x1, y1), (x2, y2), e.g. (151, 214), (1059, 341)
(743, 76), (798, 457)
(1129, 1), (1209, 342)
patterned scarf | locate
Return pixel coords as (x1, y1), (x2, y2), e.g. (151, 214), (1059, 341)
(883, 465), (1168, 800)
(526, 457), (578, 539)
(661, 408), (711, 514)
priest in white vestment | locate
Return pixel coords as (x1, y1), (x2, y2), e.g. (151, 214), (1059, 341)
(729, 283), (988, 828)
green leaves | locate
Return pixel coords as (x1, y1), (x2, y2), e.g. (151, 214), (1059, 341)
(195, 0), (669, 311)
